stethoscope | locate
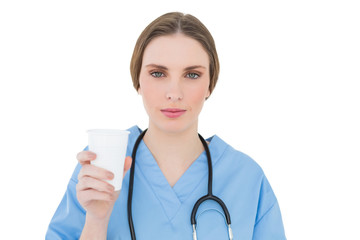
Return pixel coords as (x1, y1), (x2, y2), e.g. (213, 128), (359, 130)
(127, 129), (233, 240)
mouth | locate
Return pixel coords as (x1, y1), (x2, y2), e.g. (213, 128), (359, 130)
(160, 108), (186, 118)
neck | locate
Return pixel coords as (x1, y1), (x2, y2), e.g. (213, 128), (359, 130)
(143, 122), (204, 187)
(145, 124), (199, 146)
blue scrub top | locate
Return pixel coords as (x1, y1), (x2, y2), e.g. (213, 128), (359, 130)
(46, 126), (286, 239)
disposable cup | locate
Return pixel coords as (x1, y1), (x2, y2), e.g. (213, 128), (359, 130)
(87, 129), (130, 191)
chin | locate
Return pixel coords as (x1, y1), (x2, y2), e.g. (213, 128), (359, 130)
(161, 123), (188, 134)
(153, 118), (197, 135)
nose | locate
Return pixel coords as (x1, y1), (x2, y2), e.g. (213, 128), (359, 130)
(166, 92), (183, 101)
(166, 81), (183, 101)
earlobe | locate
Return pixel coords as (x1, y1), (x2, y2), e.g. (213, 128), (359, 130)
(206, 89), (211, 99)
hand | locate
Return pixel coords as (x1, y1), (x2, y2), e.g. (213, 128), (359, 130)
(76, 150), (132, 220)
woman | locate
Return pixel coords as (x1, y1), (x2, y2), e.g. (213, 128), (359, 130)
(46, 12), (286, 239)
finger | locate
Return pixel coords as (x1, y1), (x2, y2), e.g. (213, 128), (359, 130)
(77, 189), (114, 203)
(77, 151), (97, 165)
(78, 164), (114, 181)
(76, 176), (114, 193)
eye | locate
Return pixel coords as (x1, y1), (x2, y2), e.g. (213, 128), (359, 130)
(151, 72), (165, 78)
(186, 72), (200, 79)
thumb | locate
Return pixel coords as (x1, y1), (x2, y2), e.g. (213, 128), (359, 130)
(123, 156), (133, 176)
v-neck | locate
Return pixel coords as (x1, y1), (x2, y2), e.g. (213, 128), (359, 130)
(128, 126), (228, 221)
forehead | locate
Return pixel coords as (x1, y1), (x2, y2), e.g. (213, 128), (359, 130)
(142, 33), (209, 68)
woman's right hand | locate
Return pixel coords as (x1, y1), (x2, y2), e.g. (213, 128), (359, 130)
(76, 151), (132, 221)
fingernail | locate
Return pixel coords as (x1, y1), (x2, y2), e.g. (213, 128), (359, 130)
(88, 152), (96, 159)
(107, 172), (114, 180)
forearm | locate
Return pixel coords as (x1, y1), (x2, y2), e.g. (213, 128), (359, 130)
(80, 214), (110, 240)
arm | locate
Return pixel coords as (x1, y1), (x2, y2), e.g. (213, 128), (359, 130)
(253, 201), (286, 239)
(80, 215), (111, 240)
(46, 151), (132, 239)
(46, 164), (85, 240)
(253, 176), (286, 240)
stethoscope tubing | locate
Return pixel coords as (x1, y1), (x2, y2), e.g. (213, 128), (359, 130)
(127, 129), (232, 240)
(127, 129), (147, 240)
(191, 134), (231, 225)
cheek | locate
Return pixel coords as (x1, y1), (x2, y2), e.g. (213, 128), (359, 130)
(187, 85), (209, 108)
(139, 77), (160, 106)
(191, 80), (210, 99)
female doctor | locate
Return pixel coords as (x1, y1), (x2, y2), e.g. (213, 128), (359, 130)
(46, 12), (286, 239)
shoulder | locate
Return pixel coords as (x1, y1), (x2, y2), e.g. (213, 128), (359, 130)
(211, 135), (277, 202)
(210, 135), (265, 178)
(215, 136), (279, 207)
(211, 135), (282, 221)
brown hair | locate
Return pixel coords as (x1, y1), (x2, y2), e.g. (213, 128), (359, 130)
(130, 12), (220, 97)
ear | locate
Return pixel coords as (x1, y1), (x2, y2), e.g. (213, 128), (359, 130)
(137, 86), (142, 95)
(205, 89), (211, 100)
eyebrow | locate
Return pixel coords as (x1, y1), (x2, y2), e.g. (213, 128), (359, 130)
(145, 64), (206, 71)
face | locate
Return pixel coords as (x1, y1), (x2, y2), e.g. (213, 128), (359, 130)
(138, 33), (210, 134)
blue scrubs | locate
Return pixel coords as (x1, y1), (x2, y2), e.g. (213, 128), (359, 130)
(46, 126), (286, 239)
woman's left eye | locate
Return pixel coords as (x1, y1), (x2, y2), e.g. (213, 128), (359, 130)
(186, 72), (200, 79)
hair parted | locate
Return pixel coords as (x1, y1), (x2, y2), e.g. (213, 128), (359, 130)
(130, 12), (220, 97)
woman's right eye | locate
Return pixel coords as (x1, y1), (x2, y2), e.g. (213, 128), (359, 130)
(151, 72), (164, 78)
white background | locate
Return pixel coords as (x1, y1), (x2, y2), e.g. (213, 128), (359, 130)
(0, 0), (359, 239)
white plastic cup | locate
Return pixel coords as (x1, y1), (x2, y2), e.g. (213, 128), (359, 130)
(87, 129), (130, 191)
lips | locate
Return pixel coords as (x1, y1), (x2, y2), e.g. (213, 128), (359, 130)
(161, 108), (186, 118)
